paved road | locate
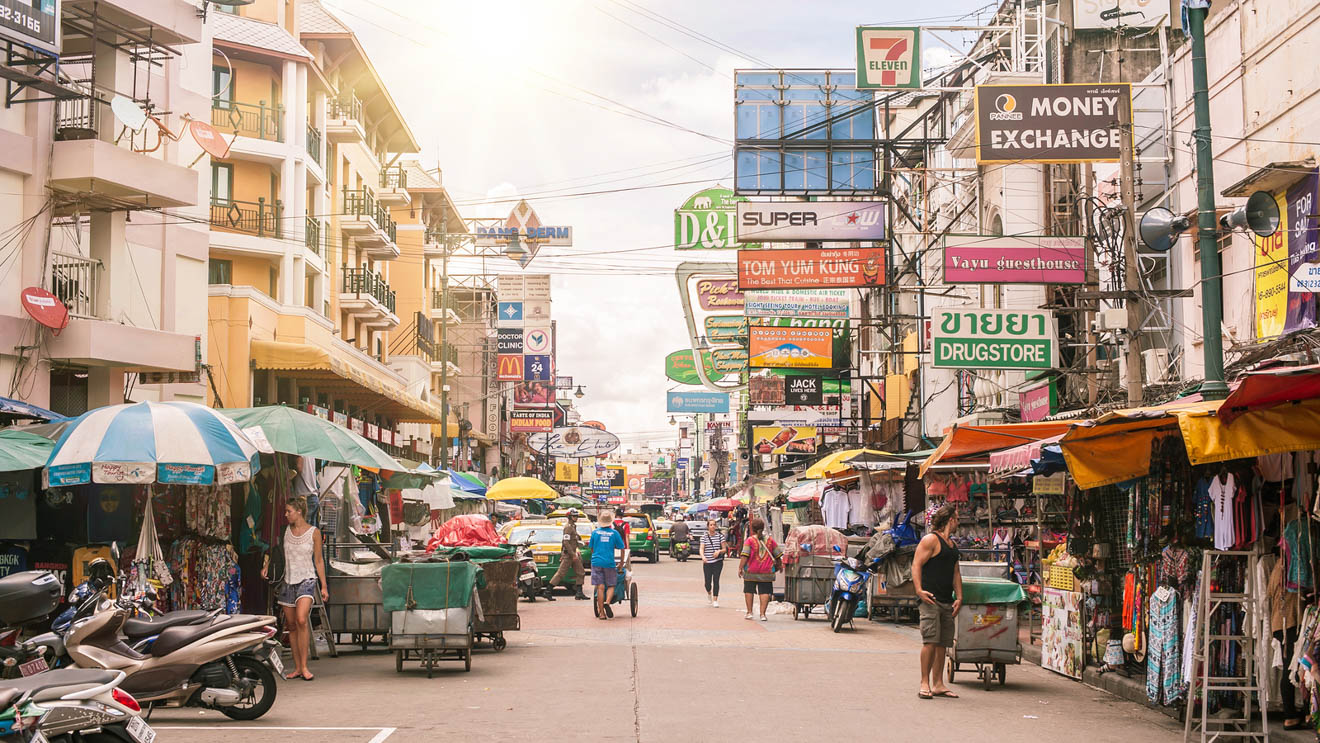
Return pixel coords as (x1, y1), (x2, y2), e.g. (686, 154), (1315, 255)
(151, 556), (1188, 743)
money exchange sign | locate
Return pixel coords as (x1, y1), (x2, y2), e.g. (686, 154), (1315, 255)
(931, 308), (1058, 370)
(974, 83), (1131, 164)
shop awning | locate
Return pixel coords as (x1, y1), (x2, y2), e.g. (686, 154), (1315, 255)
(1219, 364), (1320, 425)
(430, 413), (462, 439)
(803, 448), (898, 479)
(250, 340), (444, 423)
(988, 434), (1064, 475)
(920, 421), (1073, 478)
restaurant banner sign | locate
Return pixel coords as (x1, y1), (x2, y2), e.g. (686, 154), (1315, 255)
(751, 425), (818, 455)
(944, 236), (1085, 284)
(931, 308), (1058, 370)
(738, 247), (884, 289)
(749, 326), (834, 369)
(744, 288), (850, 318)
(974, 83), (1131, 164)
(510, 410), (554, 433)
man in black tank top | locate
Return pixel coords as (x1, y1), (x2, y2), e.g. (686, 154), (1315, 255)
(911, 504), (963, 699)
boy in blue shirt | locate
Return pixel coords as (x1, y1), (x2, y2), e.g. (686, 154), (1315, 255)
(588, 510), (626, 619)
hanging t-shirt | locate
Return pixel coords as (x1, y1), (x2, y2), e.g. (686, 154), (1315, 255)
(293, 456), (317, 497)
(846, 487), (872, 527)
(1257, 453), (1294, 483)
(1208, 473), (1235, 550)
(1194, 478), (1214, 541)
(87, 486), (135, 545)
(821, 486), (850, 529)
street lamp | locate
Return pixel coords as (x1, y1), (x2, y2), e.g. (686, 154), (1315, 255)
(574, 385), (585, 399)
(503, 233), (527, 261)
(668, 416), (675, 426)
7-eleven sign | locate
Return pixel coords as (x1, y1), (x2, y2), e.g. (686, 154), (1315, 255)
(856, 27), (920, 89)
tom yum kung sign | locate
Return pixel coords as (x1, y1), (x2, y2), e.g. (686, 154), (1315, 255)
(931, 308), (1059, 370)
(974, 83), (1131, 164)
(739, 247), (884, 289)
(943, 236), (1085, 284)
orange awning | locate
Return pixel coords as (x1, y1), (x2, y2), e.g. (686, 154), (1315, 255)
(920, 421), (1074, 478)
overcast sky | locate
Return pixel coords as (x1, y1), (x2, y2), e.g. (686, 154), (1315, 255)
(329, 0), (985, 449)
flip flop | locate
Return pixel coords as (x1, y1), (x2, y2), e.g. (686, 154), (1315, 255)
(932, 690), (959, 698)
(918, 689), (933, 700)
(284, 672), (301, 681)
(302, 674), (314, 681)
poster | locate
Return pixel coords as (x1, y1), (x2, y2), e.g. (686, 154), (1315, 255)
(749, 326), (834, 369)
(1255, 191), (1288, 339)
(554, 460), (579, 483)
(751, 426), (818, 455)
(1041, 587), (1083, 680)
(749, 376), (786, 405)
(1285, 170), (1320, 333)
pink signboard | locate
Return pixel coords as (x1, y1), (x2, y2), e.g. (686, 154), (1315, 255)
(1018, 381), (1056, 422)
(944, 237), (1085, 284)
(694, 278), (744, 311)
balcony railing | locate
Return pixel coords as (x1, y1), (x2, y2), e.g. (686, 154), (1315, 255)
(342, 187), (397, 243)
(210, 197), (283, 238)
(380, 166), (407, 189)
(305, 216), (322, 255)
(211, 100), (283, 142)
(306, 125), (322, 164)
(54, 91), (101, 140)
(414, 312), (458, 365)
(328, 95), (363, 123)
(50, 251), (103, 319)
(342, 266), (396, 314)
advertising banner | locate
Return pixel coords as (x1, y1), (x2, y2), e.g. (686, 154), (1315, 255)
(749, 376), (786, 405)
(513, 381), (554, 406)
(751, 426), (818, 455)
(497, 354), (523, 381)
(744, 288), (850, 319)
(510, 410), (554, 433)
(626, 473), (646, 495)
(529, 426), (621, 458)
(749, 326), (834, 369)
(496, 301), (523, 327)
(785, 376), (823, 405)
(1286, 170), (1320, 332)
(747, 406), (841, 426)
(675, 186), (755, 250)
(605, 465), (627, 489)
(1018, 380), (1057, 422)
(694, 277), (745, 310)
(1073, 0), (1172, 29)
(711, 348), (748, 374)
(1255, 191), (1289, 339)
(943, 236), (1085, 284)
(665, 349), (725, 385)
(0, 0), (59, 56)
(523, 354), (553, 382)
(524, 301), (551, 322)
(523, 326), (552, 354)
(1042, 588), (1083, 679)
(554, 460), (580, 483)
(555, 375), (574, 390)
(704, 315), (748, 343)
(523, 274), (552, 301)
(667, 391), (731, 414)
(974, 83), (1131, 163)
(497, 328), (522, 354)
(931, 308), (1058, 370)
(475, 201), (572, 250)
(736, 201), (887, 242)
(855, 26), (920, 89)
(738, 247), (885, 289)
(752, 318), (849, 367)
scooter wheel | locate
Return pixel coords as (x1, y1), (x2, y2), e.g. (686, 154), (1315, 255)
(216, 655), (277, 720)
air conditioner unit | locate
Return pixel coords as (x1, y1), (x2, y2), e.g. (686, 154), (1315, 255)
(1143, 348), (1170, 385)
(1098, 308), (1128, 331)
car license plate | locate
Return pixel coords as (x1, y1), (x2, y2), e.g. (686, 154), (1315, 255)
(269, 648), (284, 675)
(126, 716), (156, 743)
(534, 554), (549, 564)
(19, 657), (48, 677)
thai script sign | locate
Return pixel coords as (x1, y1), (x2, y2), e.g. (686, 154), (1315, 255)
(931, 308), (1058, 370)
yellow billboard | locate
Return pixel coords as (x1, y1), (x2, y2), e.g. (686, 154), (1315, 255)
(1255, 191), (1288, 339)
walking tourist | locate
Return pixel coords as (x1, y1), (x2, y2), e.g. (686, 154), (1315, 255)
(701, 515), (726, 607)
(738, 517), (782, 621)
(589, 509), (626, 619)
(263, 496), (327, 682)
(547, 510), (588, 600)
(912, 505), (963, 699)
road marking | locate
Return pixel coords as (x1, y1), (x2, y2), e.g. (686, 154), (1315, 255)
(153, 726), (396, 742)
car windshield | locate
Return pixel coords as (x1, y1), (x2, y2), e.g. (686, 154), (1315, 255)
(624, 517), (649, 529)
(509, 527), (565, 544)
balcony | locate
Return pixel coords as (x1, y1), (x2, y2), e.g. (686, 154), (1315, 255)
(378, 166), (410, 207)
(414, 312), (461, 376)
(340, 266), (399, 329)
(305, 216), (322, 256)
(51, 252), (104, 320)
(422, 227), (446, 258)
(306, 125), (322, 165)
(341, 186), (398, 259)
(429, 289), (461, 326)
(325, 95), (365, 144)
(211, 100), (283, 142)
(209, 197), (283, 239)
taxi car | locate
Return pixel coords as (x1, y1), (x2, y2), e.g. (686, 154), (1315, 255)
(653, 520), (674, 553)
(505, 520), (594, 587)
(620, 512), (660, 563)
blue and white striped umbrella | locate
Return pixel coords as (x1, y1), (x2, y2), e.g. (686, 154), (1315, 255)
(45, 401), (261, 487)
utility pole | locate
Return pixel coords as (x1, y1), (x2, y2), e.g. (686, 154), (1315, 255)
(1188, 5), (1229, 399)
(1083, 163), (1099, 406)
(1118, 93), (1144, 404)
(437, 236), (451, 469)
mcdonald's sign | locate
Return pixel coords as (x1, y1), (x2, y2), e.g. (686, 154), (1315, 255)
(497, 354), (524, 381)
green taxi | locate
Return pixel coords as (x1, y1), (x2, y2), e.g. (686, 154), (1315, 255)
(653, 520), (674, 553)
(621, 513), (660, 563)
(506, 521), (594, 586)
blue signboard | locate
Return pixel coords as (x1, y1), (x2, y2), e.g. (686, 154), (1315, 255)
(496, 302), (523, 324)
(524, 355), (552, 382)
(677, 457), (690, 469)
(667, 391), (730, 414)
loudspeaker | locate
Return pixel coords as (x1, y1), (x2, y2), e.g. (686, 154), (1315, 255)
(1220, 190), (1280, 237)
(1139, 207), (1191, 252)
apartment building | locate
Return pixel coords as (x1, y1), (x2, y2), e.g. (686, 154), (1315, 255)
(0, 0), (208, 416)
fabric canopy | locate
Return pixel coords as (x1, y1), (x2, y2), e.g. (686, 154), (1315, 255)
(920, 421), (1073, 478)
(486, 476), (556, 501)
(0, 429), (55, 472)
(988, 435), (1063, 474)
(804, 448), (897, 479)
(446, 469), (486, 495)
(0, 396), (62, 422)
(1219, 364), (1320, 425)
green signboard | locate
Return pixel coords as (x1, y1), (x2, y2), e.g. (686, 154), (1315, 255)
(674, 186), (757, 250)
(711, 348), (749, 374)
(855, 27), (921, 90)
(705, 315), (748, 343)
(931, 308), (1058, 370)
(665, 349), (724, 385)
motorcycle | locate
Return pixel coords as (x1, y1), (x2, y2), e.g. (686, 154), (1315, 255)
(669, 539), (691, 562)
(512, 543), (541, 602)
(0, 668), (154, 743)
(824, 547), (881, 633)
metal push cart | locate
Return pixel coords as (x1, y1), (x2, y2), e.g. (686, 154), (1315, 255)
(592, 550), (638, 618)
(429, 547), (521, 651)
(325, 547), (392, 651)
(381, 561), (485, 677)
(784, 554), (834, 620)
(945, 577), (1027, 690)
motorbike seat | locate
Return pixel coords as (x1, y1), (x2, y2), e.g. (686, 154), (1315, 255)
(0, 669), (122, 703)
(149, 615), (263, 658)
(121, 610), (211, 638)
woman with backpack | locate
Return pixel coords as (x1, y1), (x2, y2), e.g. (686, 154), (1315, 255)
(739, 517), (783, 622)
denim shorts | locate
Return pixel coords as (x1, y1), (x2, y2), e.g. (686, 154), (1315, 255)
(277, 578), (318, 607)
(591, 566), (618, 587)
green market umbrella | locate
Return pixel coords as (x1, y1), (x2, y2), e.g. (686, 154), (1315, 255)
(552, 495), (584, 508)
(0, 429), (54, 471)
(221, 406), (403, 470)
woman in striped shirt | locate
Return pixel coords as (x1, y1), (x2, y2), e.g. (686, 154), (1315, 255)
(701, 516), (726, 607)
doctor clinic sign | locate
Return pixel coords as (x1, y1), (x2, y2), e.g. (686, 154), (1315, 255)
(931, 308), (1058, 370)
(974, 83), (1131, 164)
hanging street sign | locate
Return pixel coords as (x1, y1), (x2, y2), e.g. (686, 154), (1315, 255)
(704, 315), (748, 343)
(675, 186), (757, 250)
(476, 201), (571, 267)
(496, 301), (523, 327)
(524, 354), (553, 382)
(931, 308), (1059, 370)
(496, 354), (524, 381)
(738, 247), (885, 289)
(751, 425), (818, 455)
(855, 26), (921, 89)
(497, 328), (522, 354)
(785, 376), (823, 405)
(749, 326), (834, 369)
(744, 288), (850, 319)
(943, 236), (1086, 284)
(523, 325), (552, 354)
(711, 348), (749, 374)
(529, 426), (622, 458)
(666, 391), (731, 414)
(665, 349), (726, 385)
(736, 201), (888, 242)
(510, 410), (554, 433)
(974, 82), (1132, 164)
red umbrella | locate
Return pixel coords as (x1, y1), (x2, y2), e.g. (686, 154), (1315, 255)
(706, 497), (740, 511)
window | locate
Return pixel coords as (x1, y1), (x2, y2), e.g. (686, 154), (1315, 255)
(211, 163), (233, 203)
(208, 259), (232, 285)
(212, 66), (233, 109)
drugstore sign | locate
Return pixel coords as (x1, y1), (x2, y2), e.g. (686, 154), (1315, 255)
(931, 308), (1058, 370)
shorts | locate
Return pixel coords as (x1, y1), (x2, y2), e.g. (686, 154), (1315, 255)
(277, 578), (318, 607)
(919, 600), (956, 647)
(591, 566), (618, 587)
(743, 580), (772, 595)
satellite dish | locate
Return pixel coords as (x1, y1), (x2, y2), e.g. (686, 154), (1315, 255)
(20, 287), (69, 335)
(1138, 207), (1191, 253)
(109, 95), (149, 132)
(1220, 190), (1280, 237)
(188, 119), (231, 159)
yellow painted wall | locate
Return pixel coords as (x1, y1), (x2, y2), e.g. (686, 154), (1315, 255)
(239, 0), (281, 26)
(227, 160), (278, 205)
(227, 59), (281, 108)
(207, 292), (338, 408)
(228, 255), (276, 295)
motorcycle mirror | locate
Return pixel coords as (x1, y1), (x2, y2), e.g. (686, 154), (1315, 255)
(110, 541), (120, 561)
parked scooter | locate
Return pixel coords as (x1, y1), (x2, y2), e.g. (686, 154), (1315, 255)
(824, 546), (881, 633)
(0, 668), (153, 743)
(512, 543), (541, 602)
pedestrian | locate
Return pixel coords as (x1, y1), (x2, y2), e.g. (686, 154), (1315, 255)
(261, 495), (328, 682)
(546, 511), (588, 601)
(738, 517), (782, 621)
(700, 515), (726, 607)
(911, 504), (963, 699)
(588, 509), (626, 619)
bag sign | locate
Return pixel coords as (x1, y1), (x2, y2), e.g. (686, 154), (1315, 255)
(931, 308), (1058, 370)
(974, 83), (1131, 163)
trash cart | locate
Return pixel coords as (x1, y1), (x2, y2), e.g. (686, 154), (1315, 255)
(946, 577), (1027, 691)
(429, 546), (520, 651)
(382, 561), (486, 676)
(784, 555), (834, 620)
(325, 551), (391, 651)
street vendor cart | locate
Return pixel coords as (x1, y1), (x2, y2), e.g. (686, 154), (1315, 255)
(382, 560), (485, 676)
(431, 546), (521, 651)
(946, 576), (1027, 690)
(785, 555), (833, 620)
